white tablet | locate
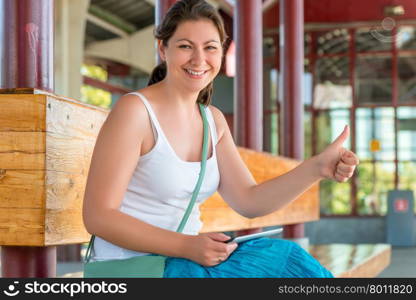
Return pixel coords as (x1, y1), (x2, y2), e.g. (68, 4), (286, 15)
(225, 228), (283, 244)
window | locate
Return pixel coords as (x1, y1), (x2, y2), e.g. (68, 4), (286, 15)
(314, 57), (351, 109)
(398, 55), (416, 104)
(317, 29), (349, 55)
(356, 55), (392, 105)
(355, 27), (393, 52)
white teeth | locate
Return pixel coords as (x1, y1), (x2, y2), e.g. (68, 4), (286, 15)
(186, 69), (205, 76)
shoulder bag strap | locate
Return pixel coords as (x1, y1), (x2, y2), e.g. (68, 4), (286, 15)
(175, 103), (209, 233)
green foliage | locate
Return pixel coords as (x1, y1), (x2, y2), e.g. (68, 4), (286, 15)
(80, 64), (112, 109)
(81, 85), (112, 109)
(81, 64), (107, 81)
(356, 162), (395, 215)
(320, 179), (351, 215)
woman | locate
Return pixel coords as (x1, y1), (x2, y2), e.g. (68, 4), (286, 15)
(82, 0), (359, 278)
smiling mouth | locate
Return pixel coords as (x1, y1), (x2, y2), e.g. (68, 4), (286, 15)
(184, 68), (208, 77)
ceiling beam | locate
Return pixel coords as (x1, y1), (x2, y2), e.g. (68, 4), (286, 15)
(86, 13), (129, 38)
(88, 4), (137, 34)
(85, 25), (156, 74)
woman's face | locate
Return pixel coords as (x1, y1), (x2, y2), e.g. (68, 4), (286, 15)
(160, 19), (223, 94)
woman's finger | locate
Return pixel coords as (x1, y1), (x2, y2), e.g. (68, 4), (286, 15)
(334, 172), (348, 183)
(337, 161), (356, 174)
(341, 151), (359, 165)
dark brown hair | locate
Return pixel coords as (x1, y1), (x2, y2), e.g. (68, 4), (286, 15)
(147, 0), (227, 106)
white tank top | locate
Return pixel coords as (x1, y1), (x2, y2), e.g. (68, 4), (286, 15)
(92, 92), (220, 260)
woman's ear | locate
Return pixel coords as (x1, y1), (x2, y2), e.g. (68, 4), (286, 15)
(158, 40), (166, 62)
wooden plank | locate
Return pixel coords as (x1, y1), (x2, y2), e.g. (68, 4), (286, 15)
(44, 95), (107, 173)
(46, 170), (87, 210)
(0, 94), (46, 131)
(0, 132), (45, 170)
(0, 208), (44, 246)
(309, 244), (392, 278)
(0, 170), (45, 209)
(46, 96), (108, 140)
(0, 168), (92, 245)
(45, 170), (90, 245)
(0, 88), (46, 94)
(46, 132), (95, 173)
(45, 209), (89, 245)
(43, 95), (108, 245)
(0, 88), (109, 113)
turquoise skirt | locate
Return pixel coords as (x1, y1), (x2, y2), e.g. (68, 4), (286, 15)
(163, 237), (333, 278)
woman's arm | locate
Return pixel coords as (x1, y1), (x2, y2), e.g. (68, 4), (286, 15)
(211, 106), (359, 219)
(82, 94), (187, 258)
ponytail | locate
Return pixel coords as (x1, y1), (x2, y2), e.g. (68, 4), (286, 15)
(197, 82), (213, 106)
(147, 61), (167, 86)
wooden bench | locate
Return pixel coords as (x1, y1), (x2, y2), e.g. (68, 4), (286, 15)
(309, 244), (391, 278)
(0, 89), (391, 278)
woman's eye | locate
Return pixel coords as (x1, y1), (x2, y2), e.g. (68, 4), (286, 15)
(206, 46), (217, 50)
(179, 45), (191, 49)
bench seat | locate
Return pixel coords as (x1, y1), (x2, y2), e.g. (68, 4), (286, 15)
(308, 243), (392, 278)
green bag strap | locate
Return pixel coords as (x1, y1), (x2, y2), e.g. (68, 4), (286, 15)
(175, 103), (209, 233)
(85, 103), (209, 263)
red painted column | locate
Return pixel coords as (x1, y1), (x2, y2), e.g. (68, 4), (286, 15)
(234, 0), (263, 149)
(1, 247), (56, 278)
(155, 0), (178, 64)
(0, 0), (56, 277)
(1, 0), (53, 91)
(280, 0), (305, 239)
(234, 0), (263, 235)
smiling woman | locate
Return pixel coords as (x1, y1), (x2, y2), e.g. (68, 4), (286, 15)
(82, 0), (356, 278)
(159, 19), (223, 93)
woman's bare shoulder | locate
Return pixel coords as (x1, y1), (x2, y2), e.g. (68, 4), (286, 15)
(208, 104), (227, 141)
(110, 92), (148, 119)
(102, 92), (152, 140)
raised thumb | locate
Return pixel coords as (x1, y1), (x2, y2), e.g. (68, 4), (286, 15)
(332, 125), (349, 146)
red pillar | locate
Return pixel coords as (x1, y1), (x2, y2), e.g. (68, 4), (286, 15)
(155, 0), (178, 64)
(1, 0), (53, 91)
(1, 247), (56, 278)
(280, 0), (305, 239)
(234, 0), (263, 235)
(0, 0), (56, 277)
(234, 0), (263, 149)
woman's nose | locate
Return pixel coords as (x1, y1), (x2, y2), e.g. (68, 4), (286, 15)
(190, 48), (205, 65)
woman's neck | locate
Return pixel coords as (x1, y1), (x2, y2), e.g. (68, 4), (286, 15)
(149, 80), (201, 119)
(158, 79), (200, 108)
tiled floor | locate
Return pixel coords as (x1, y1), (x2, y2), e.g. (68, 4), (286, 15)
(378, 246), (416, 278)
